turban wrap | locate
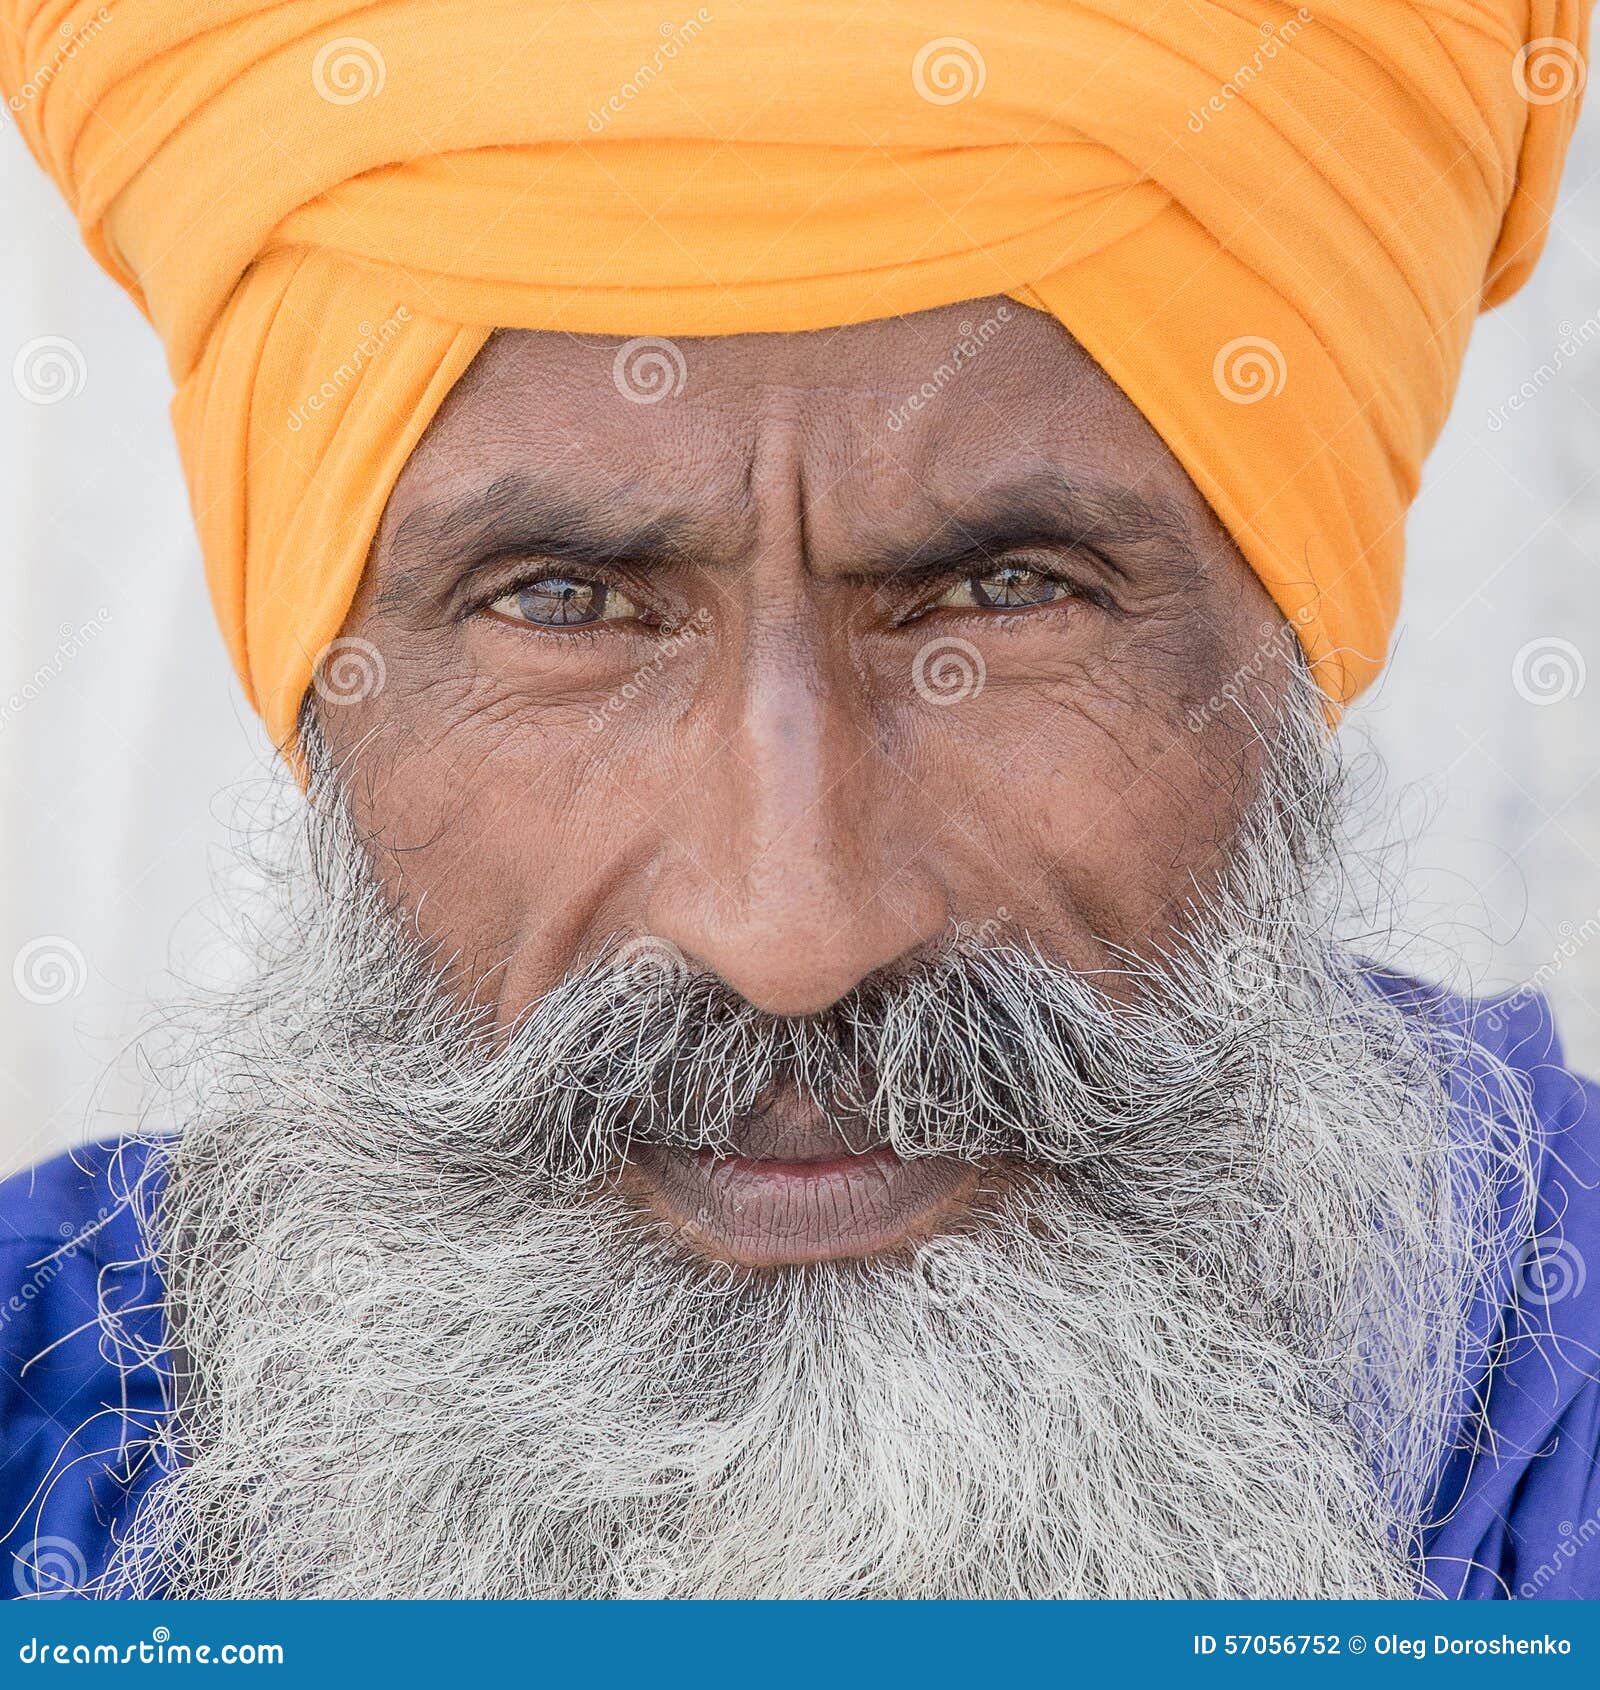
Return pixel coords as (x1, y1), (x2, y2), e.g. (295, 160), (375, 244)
(2, 0), (1589, 747)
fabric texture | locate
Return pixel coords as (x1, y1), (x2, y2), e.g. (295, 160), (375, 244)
(0, 984), (1597, 1598)
(0, 1), (1589, 747)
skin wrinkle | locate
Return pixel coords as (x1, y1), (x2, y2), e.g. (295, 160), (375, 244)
(98, 690), (1537, 1597)
(78, 292), (1543, 1599)
(326, 299), (1281, 1027)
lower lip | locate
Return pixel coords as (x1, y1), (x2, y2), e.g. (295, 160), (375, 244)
(622, 1144), (982, 1266)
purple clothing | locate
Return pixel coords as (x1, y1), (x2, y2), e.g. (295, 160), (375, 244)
(0, 978), (1596, 1599)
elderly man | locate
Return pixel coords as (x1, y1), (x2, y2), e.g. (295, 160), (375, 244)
(1, 0), (1596, 1601)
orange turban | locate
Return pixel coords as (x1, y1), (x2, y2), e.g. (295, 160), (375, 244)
(2, 0), (1588, 747)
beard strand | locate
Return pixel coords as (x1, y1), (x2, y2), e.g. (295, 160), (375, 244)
(93, 681), (1536, 1599)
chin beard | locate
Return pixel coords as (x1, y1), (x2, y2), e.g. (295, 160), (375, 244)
(94, 684), (1536, 1600)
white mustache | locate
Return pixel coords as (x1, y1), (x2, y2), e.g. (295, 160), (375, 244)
(328, 931), (1274, 1191)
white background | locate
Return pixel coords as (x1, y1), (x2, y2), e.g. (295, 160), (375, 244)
(3, 112), (1599, 1178)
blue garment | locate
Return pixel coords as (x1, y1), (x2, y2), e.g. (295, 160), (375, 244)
(0, 1138), (168, 1599)
(0, 982), (1596, 1600)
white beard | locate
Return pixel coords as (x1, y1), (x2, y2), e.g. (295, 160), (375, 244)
(96, 696), (1536, 1599)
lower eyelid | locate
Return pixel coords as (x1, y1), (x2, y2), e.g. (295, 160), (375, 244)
(481, 609), (606, 644)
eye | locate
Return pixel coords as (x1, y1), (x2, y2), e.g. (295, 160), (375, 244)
(931, 563), (1074, 612)
(486, 575), (641, 629)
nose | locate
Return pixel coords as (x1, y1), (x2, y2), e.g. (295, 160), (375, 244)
(645, 639), (949, 1016)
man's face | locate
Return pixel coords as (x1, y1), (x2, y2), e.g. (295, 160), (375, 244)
(318, 297), (1284, 1267)
(124, 304), (1507, 1602)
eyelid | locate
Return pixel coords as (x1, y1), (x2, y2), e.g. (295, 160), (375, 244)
(468, 557), (598, 603)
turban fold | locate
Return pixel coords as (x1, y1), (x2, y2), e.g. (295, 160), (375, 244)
(2, 0), (1589, 747)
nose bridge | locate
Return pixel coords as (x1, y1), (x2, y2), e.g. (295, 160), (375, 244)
(737, 630), (865, 906)
(648, 604), (948, 1014)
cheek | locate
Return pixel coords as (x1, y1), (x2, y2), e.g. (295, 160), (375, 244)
(331, 666), (702, 1013)
(893, 677), (1257, 962)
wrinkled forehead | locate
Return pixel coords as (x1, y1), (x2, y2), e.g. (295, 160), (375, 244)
(376, 297), (1238, 574)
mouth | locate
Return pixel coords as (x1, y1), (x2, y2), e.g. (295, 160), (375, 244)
(618, 1088), (983, 1266)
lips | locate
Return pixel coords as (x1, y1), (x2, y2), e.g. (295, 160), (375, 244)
(619, 1087), (981, 1266)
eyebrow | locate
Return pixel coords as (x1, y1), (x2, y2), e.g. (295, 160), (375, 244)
(377, 472), (718, 610)
(854, 475), (1202, 586)
(375, 465), (1203, 610)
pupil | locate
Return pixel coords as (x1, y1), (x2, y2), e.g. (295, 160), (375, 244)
(974, 566), (1054, 608)
(519, 578), (604, 625)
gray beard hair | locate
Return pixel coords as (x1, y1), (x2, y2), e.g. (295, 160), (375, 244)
(96, 685), (1535, 1600)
